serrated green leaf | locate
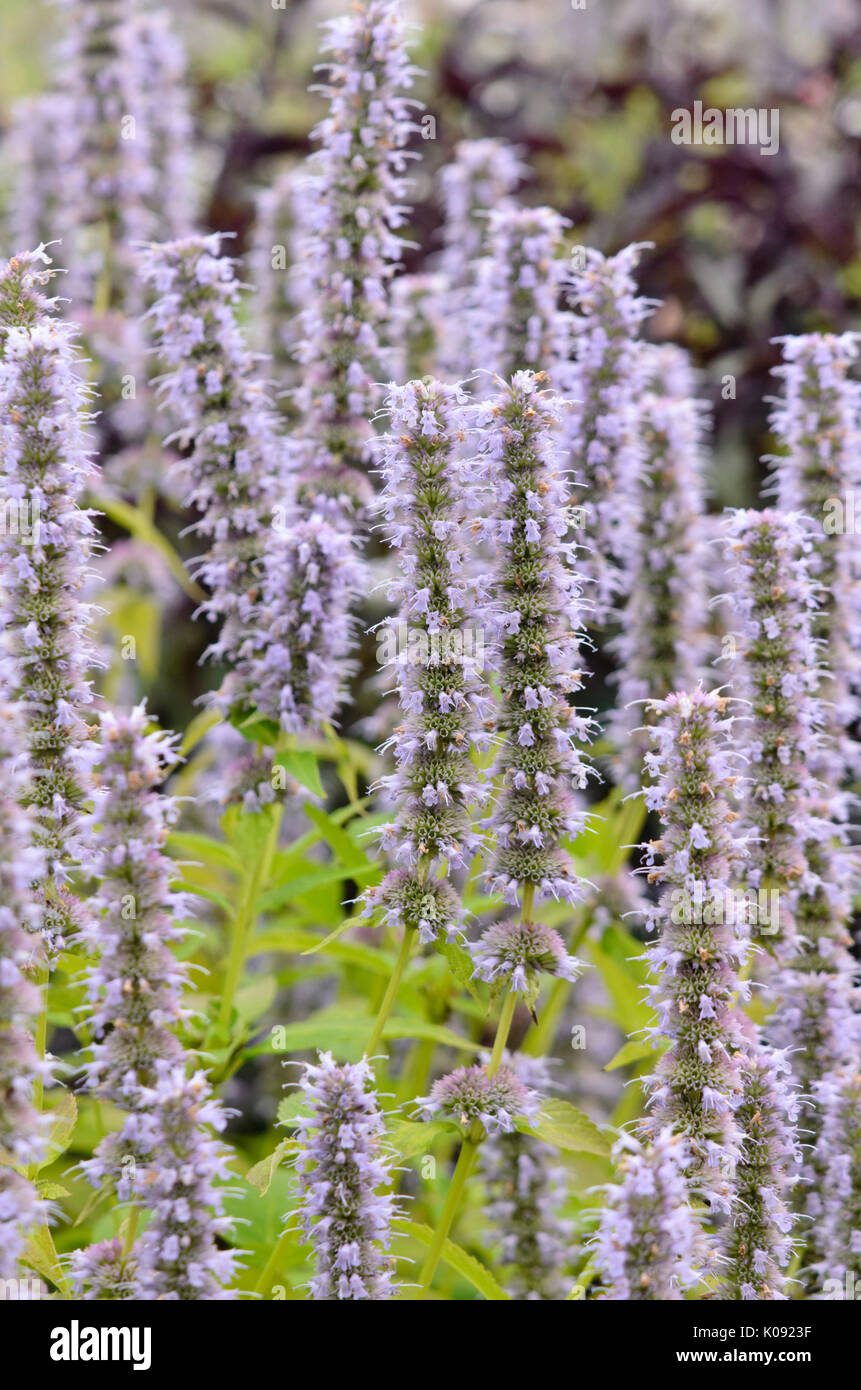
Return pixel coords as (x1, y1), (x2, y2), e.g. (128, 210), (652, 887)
(39, 1091), (77, 1171)
(257, 860), (377, 914)
(303, 802), (369, 868)
(386, 1119), (450, 1160)
(169, 831), (239, 873)
(605, 1038), (664, 1071)
(275, 748), (324, 798)
(246, 1139), (294, 1195)
(396, 1219), (510, 1300)
(521, 1098), (610, 1157)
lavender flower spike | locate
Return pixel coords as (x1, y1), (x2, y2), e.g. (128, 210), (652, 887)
(362, 379), (491, 942)
(768, 331), (861, 785)
(294, 1052), (398, 1300)
(639, 688), (749, 1195)
(0, 703), (47, 1281)
(593, 1129), (706, 1300)
(292, 0), (418, 509)
(472, 921), (583, 1017)
(0, 248), (101, 954)
(474, 372), (593, 912)
(816, 1067), (861, 1291)
(608, 354), (710, 789)
(417, 1063), (541, 1138)
(475, 207), (571, 381)
(720, 1043), (801, 1300)
(564, 243), (656, 621)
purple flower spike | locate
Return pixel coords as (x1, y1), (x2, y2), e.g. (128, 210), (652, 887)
(816, 1067), (861, 1289)
(472, 921), (583, 1014)
(475, 206), (571, 380)
(417, 1063), (541, 1138)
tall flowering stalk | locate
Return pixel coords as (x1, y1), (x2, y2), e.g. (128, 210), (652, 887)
(475, 208), (570, 381)
(594, 1129), (706, 1300)
(564, 244), (655, 621)
(361, 379), (492, 1040)
(0, 248), (101, 954)
(79, 707), (237, 1300)
(390, 272), (446, 384)
(249, 167), (305, 394)
(768, 331), (861, 786)
(639, 689), (748, 1199)
(0, 703), (47, 1281)
(720, 1043), (800, 1300)
(816, 1067), (861, 1290)
(293, 0), (418, 510)
(7, 94), (78, 255)
(436, 139), (524, 376)
(609, 356), (710, 789)
(293, 1052), (398, 1300)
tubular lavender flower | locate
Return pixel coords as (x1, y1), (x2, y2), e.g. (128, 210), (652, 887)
(720, 508), (825, 958)
(593, 1129), (706, 1300)
(293, 1051), (398, 1301)
(608, 362), (711, 791)
(564, 243), (655, 621)
(292, 0), (418, 512)
(437, 139), (525, 377)
(480, 1054), (572, 1299)
(816, 1067), (861, 1290)
(474, 207), (571, 381)
(361, 380), (492, 1027)
(639, 688), (749, 1198)
(0, 248), (101, 954)
(720, 1043), (800, 1300)
(0, 702), (47, 1282)
(475, 372), (593, 914)
(768, 331), (861, 786)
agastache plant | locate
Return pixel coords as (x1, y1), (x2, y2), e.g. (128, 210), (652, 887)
(475, 207), (571, 381)
(815, 1067), (861, 1290)
(293, 1052), (398, 1300)
(0, 248), (101, 954)
(609, 355), (710, 789)
(564, 243), (655, 621)
(768, 331), (861, 786)
(292, 0), (418, 512)
(639, 688), (748, 1200)
(0, 703), (47, 1281)
(720, 1042), (800, 1300)
(361, 380), (491, 991)
(593, 1129), (706, 1300)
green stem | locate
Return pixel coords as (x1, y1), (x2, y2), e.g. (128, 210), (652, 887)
(27, 964), (49, 1183)
(418, 1136), (481, 1296)
(122, 1206), (139, 1260)
(217, 804), (283, 1035)
(487, 990), (517, 1079)
(255, 1229), (292, 1298)
(366, 926), (416, 1057)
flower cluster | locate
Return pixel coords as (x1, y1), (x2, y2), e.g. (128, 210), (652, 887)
(720, 1043), (800, 1300)
(639, 689), (749, 1193)
(474, 207), (570, 380)
(437, 138), (524, 376)
(593, 1129), (706, 1300)
(417, 1063), (541, 1138)
(564, 243), (656, 620)
(249, 167), (305, 388)
(292, 0), (418, 507)
(6, 94), (78, 256)
(70, 1238), (139, 1301)
(0, 702), (47, 1280)
(609, 360), (710, 789)
(126, 6), (195, 241)
(816, 1067), (861, 1287)
(472, 921), (582, 1015)
(367, 380), (491, 938)
(0, 248), (101, 953)
(294, 1052), (398, 1300)
(768, 331), (861, 785)
(474, 373), (593, 910)
(481, 1054), (572, 1299)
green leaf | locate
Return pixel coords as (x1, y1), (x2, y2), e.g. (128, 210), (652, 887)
(303, 802), (369, 868)
(433, 937), (481, 1002)
(275, 748), (324, 798)
(230, 709), (282, 747)
(246, 1140), (294, 1196)
(234, 975), (277, 1030)
(221, 802), (280, 864)
(396, 1219), (511, 1300)
(276, 1093), (313, 1127)
(179, 707), (223, 757)
(22, 1223), (72, 1296)
(521, 1098), (610, 1157)
(386, 1119), (450, 1160)
(169, 831), (239, 873)
(605, 1038), (664, 1071)
(39, 1091), (77, 1171)
(37, 1181), (70, 1200)
(257, 860), (377, 914)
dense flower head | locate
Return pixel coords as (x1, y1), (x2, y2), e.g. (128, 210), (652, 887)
(249, 167), (305, 383)
(0, 702), (47, 1278)
(292, 0), (418, 506)
(481, 1053), (573, 1299)
(127, 6), (195, 240)
(720, 509), (829, 957)
(593, 1128), (706, 1300)
(472, 921), (583, 1012)
(70, 1237), (139, 1300)
(474, 206), (571, 380)
(417, 1062), (541, 1137)
(80, 705), (189, 1108)
(132, 1065), (238, 1300)
(141, 233), (289, 717)
(720, 1043), (801, 1300)
(639, 688), (750, 1193)
(815, 1067), (861, 1288)
(294, 1051), (398, 1301)
(564, 243), (656, 619)
(471, 372), (593, 910)
(367, 379), (491, 932)
(768, 331), (861, 783)
(609, 373), (710, 789)
(361, 869), (464, 945)
(0, 248), (101, 952)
